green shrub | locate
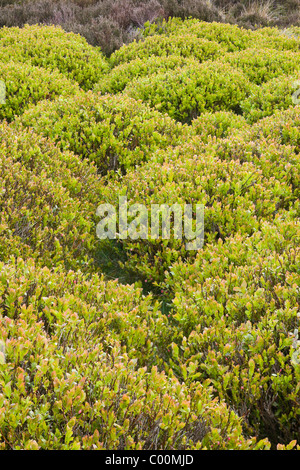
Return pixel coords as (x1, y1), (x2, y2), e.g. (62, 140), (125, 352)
(241, 74), (300, 123)
(222, 48), (300, 85)
(251, 26), (300, 52)
(0, 256), (167, 371)
(95, 54), (200, 94)
(160, 217), (300, 443)
(97, 101), (300, 284)
(109, 33), (226, 66)
(124, 61), (251, 122)
(0, 60), (79, 121)
(0, 24), (108, 90)
(143, 18), (300, 52)
(190, 110), (249, 142)
(205, 134), (300, 200)
(0, 121), (103, 271)
(99, 134), (298, 283)
(142, 18), (254, 52)
(238, 105), (300, 151)
(17, 91), (189, 173)
(0, 257), (271, 450)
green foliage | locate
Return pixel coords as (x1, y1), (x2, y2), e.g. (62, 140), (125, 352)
(0, 61), (79, 121)
(124, 61), (251, 122)
(190, 110), (249, 142)
(0, 24), (108, 90)
(241, 74), (300, 123)
(109, 33), (226, 66)
(239, 105), (300, 151)
(95, 54), (201, 94)
(161, 218), (300, 442)
(99, 127), (299, 283)
(16, 91), (189, 173)
(0, 257), (270, 450)
(143, 18), (300, 52)
(251, 26), (300, 52)
(0, 121), (103, 271)
(142, 18), (255, 52)
(0, 18), (300, 450)
(222, 48), (300, 85)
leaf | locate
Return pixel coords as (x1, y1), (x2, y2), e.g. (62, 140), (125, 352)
(172, 343), (179, 359)
(0, 352), (5, 365)
(248, 358), (255, 379)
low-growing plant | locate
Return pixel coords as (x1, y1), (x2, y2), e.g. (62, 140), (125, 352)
(124, 60), (251, 122)
(109, 33), (226, 66)
(0, 24), (108, 89)
(0, 60), (79, 121)
(0, 257), (271, 450)
(142, 17), (255, 51)
(238, 104), (300, 151)
(222, 47), (300, 85)
(190, 110), (249, 142)
(95, 54), (201, 94)
(161, 217), (300, 444)
(240, 74), (300, 123)
(0, 121), (105, 271)
(16, 91), (189, 172)
(143, 18), (300, 51)
(99, 132), (299, 283)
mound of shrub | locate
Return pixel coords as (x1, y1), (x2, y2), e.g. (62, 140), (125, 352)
(96, 100), (300, 285)
(0, 61), (79, 121)
(0, 257), (272, 450)
(0, 121), (104, 271)
(0, 24), (108, 89)
(160, 217), (300, 444)
(222, 47), (300, 85)
(142, 18), (255, 51)
(190, 110), (249, 142)
(95, 54), (200, 95)
(206, 138), (300, 205)
(99, 133), (298, 283)
(144, 17), (300, 49)
(241, 74), (300, 123)
(251, 26), (300, 52)
(109, 34), (226, 66)
(143, 19), (300, 58)
(237, 105), (300, 151)
(16, 91), (189, 173)
(124, 61), (251, 122)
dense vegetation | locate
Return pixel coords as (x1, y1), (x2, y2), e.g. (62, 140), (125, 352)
(0, 18), (300, 450)
(0, 0), (300, 55)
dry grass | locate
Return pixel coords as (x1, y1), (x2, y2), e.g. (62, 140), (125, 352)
(240, 0), (283, 23)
